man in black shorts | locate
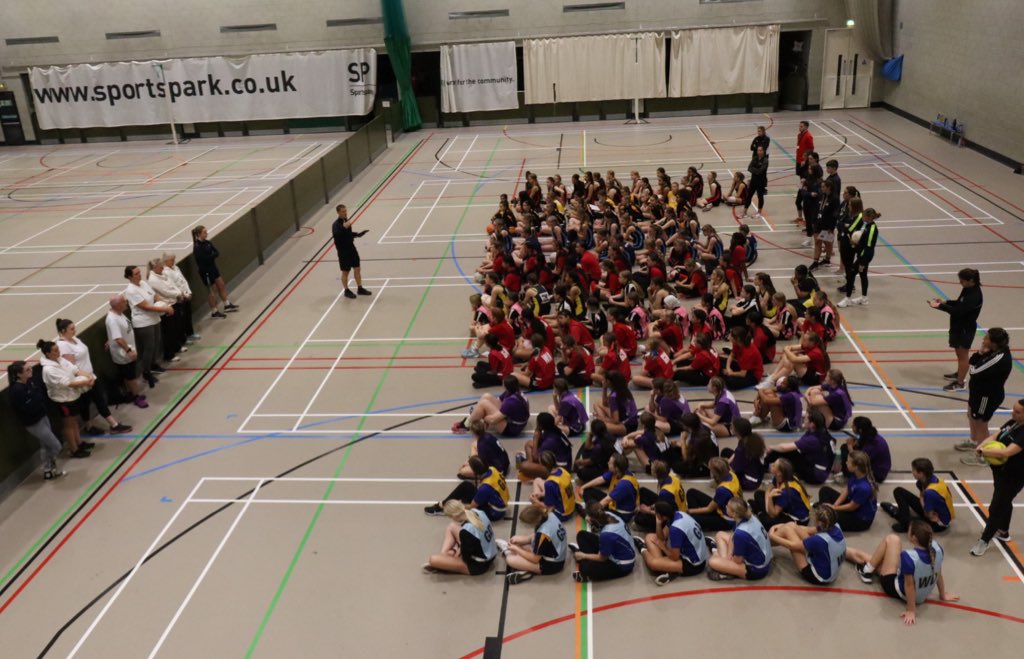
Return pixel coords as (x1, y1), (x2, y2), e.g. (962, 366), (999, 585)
(332, 204), (370, 299)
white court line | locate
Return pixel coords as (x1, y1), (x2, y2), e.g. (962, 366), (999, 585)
(0, 193), (123, 255)
(66, 479), (206, 658)
(0, 285), (100, 354)
(260, 142), (323, 180)
(238, 287), (351, 434)
(830, 118), (889, 156)
(251, 409), (995, 418)
(950, 481), (1024, 585)
(234, 427), (997, 435)
(142, 147), (217, 184)
(896, 161), (1000, 223)
(387, 232), (490, 238)
(293, 279), (391, 431)
(431, 135), (458, 173)
(410, 181), (450, 243)
(153, 188), (250, 250)
(811, 120), (863, 156)
(6, 185), (275, 199)
(852, 326), (1024, 334)
(378, 179), (426, 244)
(453, 135), (480, 173)
(839, 324), (916, 429)
(146, 479), (265, 658)
(694, 126), (724, 162)
(279, 142), (340, 181)
(872, 163), (963, 224)
(306, 336), (467, 343)
(15, 152), (111, 190)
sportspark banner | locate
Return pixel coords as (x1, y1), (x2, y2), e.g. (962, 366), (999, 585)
(29, 49), (376, 129)
(440, 41), (518, 113)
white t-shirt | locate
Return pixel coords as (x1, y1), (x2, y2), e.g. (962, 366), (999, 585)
(124, 281), (162, 328)
(57, 336), (94, 374)
(39, 355), (86, 403)
(105, 311), (135, 365)
(148, 270), (182, 300)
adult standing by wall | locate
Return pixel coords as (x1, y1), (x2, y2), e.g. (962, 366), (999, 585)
(795, 120), (815, 176)
(7, 361), (65, 480)
(105, 294), (148, 409)
(147, 257), (185, 363)
(955, 327), (1012, 464)
(332, 203), (371, 299)
(162, 252), (199, 343)
(743, 145), (769, 221)
(971, 399), (1024, 557)
(192, 225), (238, 318)
(929, 268), (983, 393)
(123, 265), (173, 388)
(36, 339), (93, 459)
(56, 319), (132, 435)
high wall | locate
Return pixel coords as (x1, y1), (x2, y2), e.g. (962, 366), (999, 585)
(881, 0), (1024, 165)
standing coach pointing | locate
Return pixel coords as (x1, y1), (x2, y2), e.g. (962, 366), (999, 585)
(332, 203), (371, 299)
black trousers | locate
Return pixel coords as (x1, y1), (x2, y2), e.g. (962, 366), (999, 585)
(892, 487), (947, 532)
(685, 489), (734, 532)
(674, 369), (711, 386)
(472, 362), (503, 388)
(765, 450), (825, 485)
(724, 372), (758, 390)
(749, 489), (794, 530)
(633, 487), (661, 531)
(160, 313), (182, 361)
(77, 383), (112, 421)
(803, 199), (820, 236)
(818, 486), (873, 532)
(443, 480), (478, 504)
(745, 177), (766, 210)
(576, 531), (632, 581)
(842, 258), (871, 297)
(982, 467), (1024, 543)
(175, 300), (194, 338)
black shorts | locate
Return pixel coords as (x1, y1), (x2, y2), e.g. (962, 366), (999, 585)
(540, 559), (565, 576)
(678, 559), (706, 577)
(623, 418), (639, 434)
(880, 573), (902, 599)
(57, 402), (80, 418)
(199, 268), (221, 287)
(969, 393), (1004, 422)
(668, 419), (685, 436)
(116, 361), (139, 382)
(948, 329), (975, 350)
(800, 370), (822, 387)
(776, 418), (796, 433)
(464, 556), (495, 576)
(828, 417), (847, 432)
(501, 424), (527, 438)
(800, 565), (830, 585)
(338, 249), (360, 271)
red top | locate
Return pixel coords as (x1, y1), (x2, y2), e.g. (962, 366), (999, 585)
(601, 347), (633, 380)
(565, 347), (596, 377)
(751, 325), (776, 363)
(568, 319), (596, 352)
(643, 350), (675, 380)
(735, 344), (765, 380)
(690, 348), (721, 378)
(659, 321), (684, 353)
(488, 347), (514, 376)
(579, 250), (602, 283)
(797, 130), (815, 165)
(529, 348), (556, 389)
(490, 321), (516, 352)
(502, 270), (521, 294)
(687, 270), (708, 297)
(805, 346), (828, 380)
(605, 271), (621, 295)
(612, 322), (638, 358)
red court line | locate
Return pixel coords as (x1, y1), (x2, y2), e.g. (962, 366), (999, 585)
(0, 134), (435, 615)
(459, 585), (1024, 658)
(511, 158), (528, 198)
(229, 356), (462, 362)
(166, 365), (469, 372)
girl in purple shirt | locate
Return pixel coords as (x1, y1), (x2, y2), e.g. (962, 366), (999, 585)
(806, 369), (853, 431)
(766, 410), (836, 484)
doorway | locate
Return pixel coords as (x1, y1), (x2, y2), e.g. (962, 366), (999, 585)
(821, 28), (873, 109)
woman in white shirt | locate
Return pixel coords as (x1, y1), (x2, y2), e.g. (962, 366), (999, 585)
(147, 257), (186, 363)
(57, 318), (132, 435)
(124, 265), (173, 388)
(36, 339), (95, 458)
(163, 252), (199, 342)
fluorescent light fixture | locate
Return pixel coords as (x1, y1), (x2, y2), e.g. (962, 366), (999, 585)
(326, 17), (383, 27)
(220, 24), (278, 34)
(846, 19), (856, 26)
(563, 2), (626, 12)
(106, 30), (162, 40)
(448, 9), (510, 20)
(5, 36), (60, 45)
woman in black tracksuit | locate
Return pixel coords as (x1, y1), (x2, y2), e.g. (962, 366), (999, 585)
(744, 146), (769, 218)
(839, 208), (879, 308)
(837, 194), (862, 294)
(800, 165), (823, 246)
(957, 327), (1012, 463)
(929, 268), (983, 393)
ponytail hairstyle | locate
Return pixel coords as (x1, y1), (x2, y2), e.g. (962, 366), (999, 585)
(537, 412), (557, 434)
(851, 416), (877, 444)
(651, 460), (669, 480)
(639, 411), (656, 432)
(607, 370), (633, 402)
(708, 457), (730, 483)
(812, 502), (837, 532)
(910, 457), (935, 481)
(848, 197), (864, 217)
(731, 417), (752, 440)
(467, 455), (487, 477)
(827, 368), (847, 391)
(191, 225), (206, 242)
(957, 267), (980, 286)
(694, 332), (712, 350)
(661, 379), (682, 400)
(708, 376), (725, 401)
(589, 418), (608, 442)
(727, 496), (752, 521)
(653, 500), (675, 520)
(987, 327), (1010, 352)
(470, 419), (487, 438)
(774, 457), (795, 484)
(502, 374), (521, 395)
(586, 500), (612, 527)
(539, 451), (557, 471)
(36, 339), (57, 357)
(863, 208), (881, 221)
(518, 503), (547, 527)
(781, 375), (801, 393)
(909, 520), (936, 566)
(807, 410), (833, 449)
(553, 378), (570, 396)
(849, 450), (877, 494)
(611, 453), (629, 476)
(745, 432), (767, 462)
(55, 318), (73, 336)
(444, 499), (484, 531)
(7, 360), (27, 381)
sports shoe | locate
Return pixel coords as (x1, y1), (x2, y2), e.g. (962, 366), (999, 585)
(801, 238), (812, 247)
(568, 542), (580, 554)
(170, 356), (181, 362)
(960, 453), (987, 467)
(707, 568), (734, 581)
(655, 572), (679, 587)
(151, 365), (167, 374)
(837, 297), (852, 308)
(134, 396), (149, 409)
(943, 381), (966, 392)
(422, 563), (441, 574)
(830, 472), (846, 486)
(110, 423), (133, 434)
(891, 522), (909, 533)
(880, 502), (898, 519)
(212, 311), (227, 318)
(71, 448), (91, 459)
(44, 469), (67, 481)
(506, 571), (533, 585)
(178, 346), (189, 353)
(357, 287), (372, 296)
(851, 296), (868, 305)
(424, 503), (445, 516)
(188, 333), (202, 341)
(808, 260), (820, 271)
(572, 571), (587, 582)
(84, 426), (105, 436)
(749, 415), (763, 426)
(705, 537), (718, 552)
(146, 375), (159, 388)
(344, 289), (357, 299)
(995, 530), (1012, 542)
(754, 212), (764, 221)
(953, 439), (977, 452)
(943, 372), (959, 380)
(451, 421), (468, 434)
(224, 303), (239, 311)
(80, 441), (96, 450)
(495, 539), (510, 554)
(460, 348), (476, 358)
(755, 379), (773, 390)
(855, 563), (874, 583)
(632, 536), (647, 552)
(515, 451), (527, 466)
(970, 539), (990, 557)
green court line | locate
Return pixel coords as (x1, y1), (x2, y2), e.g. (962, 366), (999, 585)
(0, 346), (227, 591)
(245, 137), (503, 656)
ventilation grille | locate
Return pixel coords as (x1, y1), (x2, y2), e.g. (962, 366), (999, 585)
(106, 30), (162, 40)
(220, 24), (278, 34)
(563, 2), (626, 12)
(448, 9), (510, 20)
(326, 17), (383, 27)
(5, 36), (60, 46)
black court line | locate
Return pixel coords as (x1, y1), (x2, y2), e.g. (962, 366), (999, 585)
(37, 402), (472, 658)
(847, 380), (992, 406)
(592, 134), (673, 148)
(556, 133), (564, 170)
(1, 141), (421, 610)
(487, 479), (522, 659)
(950, 468), (1024, 576)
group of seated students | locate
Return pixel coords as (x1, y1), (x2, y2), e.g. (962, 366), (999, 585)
(423, 164), (958, 622)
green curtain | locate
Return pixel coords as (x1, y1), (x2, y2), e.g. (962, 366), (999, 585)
(381, 0), (422, 131)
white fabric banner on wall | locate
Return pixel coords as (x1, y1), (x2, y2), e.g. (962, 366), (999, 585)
(524, 34), (666, 104)
(29, 49), (377, 130)
(669, 26), (780, 98)
(440, 41), (519, 113)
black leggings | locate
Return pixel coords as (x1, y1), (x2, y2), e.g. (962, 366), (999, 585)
(471, 362), (503, 388)
(817, 486), (873, 532)
(78, 383), (112, 421)
(633, 487), (662, 532)
(843, 258), (871, 297)
(674, 369), (711, 386)
(443, 480), (478, 505)
(982, 467), (1024, 543)
(576, 530), (632, 581)
(892, 487), (948, 532)
(685, 489), (734, 532)
(745, 178), (766, 211)
(724, 372), (758, 390)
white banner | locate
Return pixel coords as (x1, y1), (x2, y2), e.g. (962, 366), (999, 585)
(29, 50), (377, 130)
(669, 27), (779, 97)
(440, 41), (518, 113)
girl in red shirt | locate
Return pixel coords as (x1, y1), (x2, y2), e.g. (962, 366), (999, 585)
(760, 331), (829, 388)
(673, 333), (720, 386)
(557, 335), (595, 386)
(593, 332), (632, 387)
(635, 337), (675, 389)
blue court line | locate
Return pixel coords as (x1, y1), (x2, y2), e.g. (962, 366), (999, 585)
(768, 136), (796, 164)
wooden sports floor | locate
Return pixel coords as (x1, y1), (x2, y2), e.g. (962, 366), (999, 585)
(1, 109), (1023, 658)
